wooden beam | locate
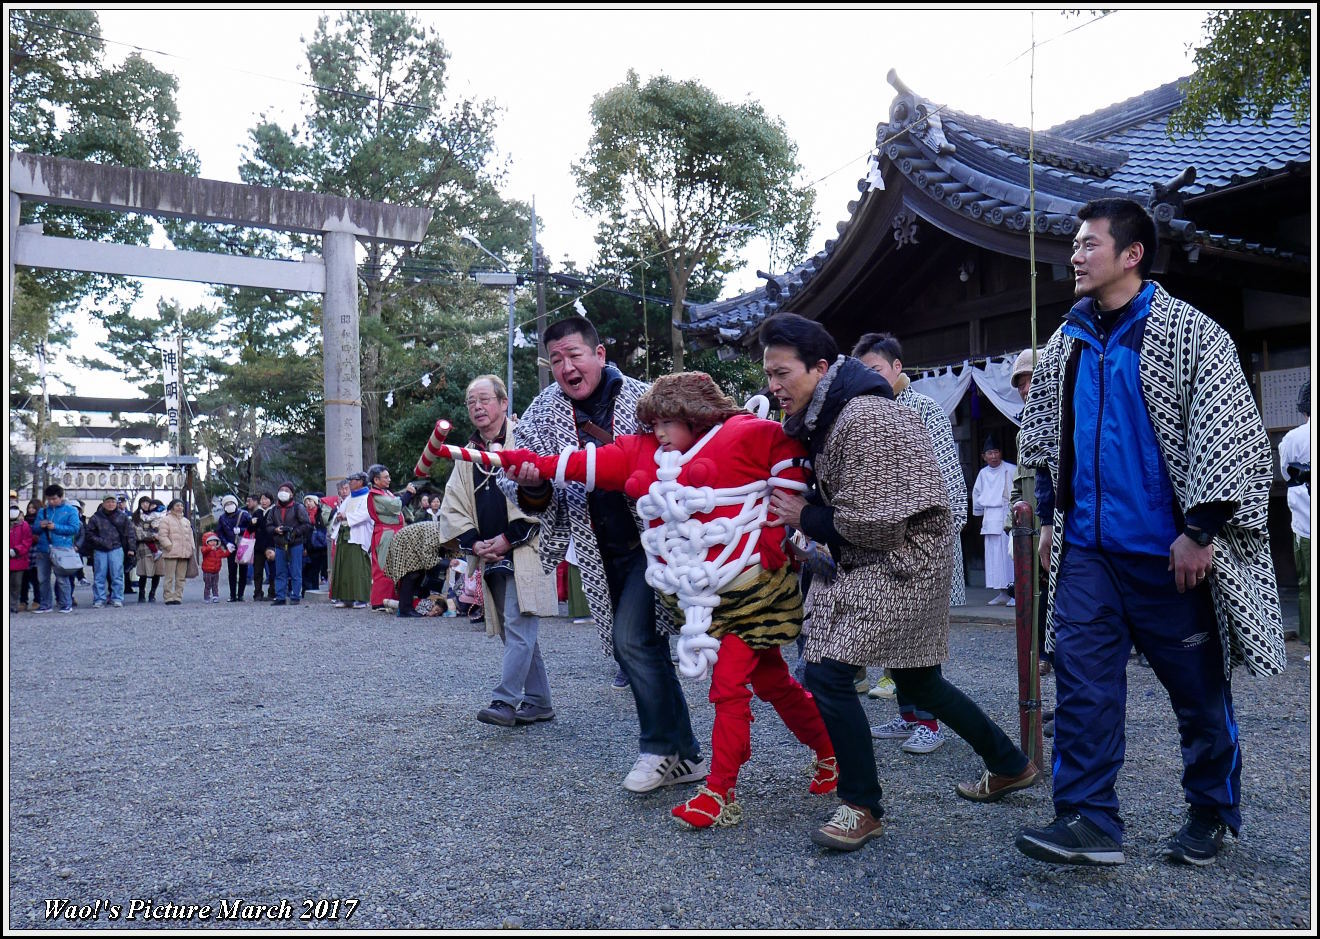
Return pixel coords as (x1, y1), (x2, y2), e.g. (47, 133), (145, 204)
(11, 151), (432, 244)
(13, 231), (327, 293)
(9, 394), (201, 415)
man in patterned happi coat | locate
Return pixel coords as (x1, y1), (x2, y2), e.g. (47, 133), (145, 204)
(1015, 198), (1285, 869)
(763, 313), (1036, 853)
(503, 316), (705, 794)
(854, 332), (970, 757)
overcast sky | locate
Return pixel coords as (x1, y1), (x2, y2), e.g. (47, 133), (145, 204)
(62, 6), (1213, 396)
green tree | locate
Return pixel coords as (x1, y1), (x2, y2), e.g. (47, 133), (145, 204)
(575, 70), (816, 370)
(1167, 9), (1310, 137)
(8, 9), (197, 333)
(8, 8), (197, 491)
(567, 217), (725, 382)
(238, 9), (527, 466)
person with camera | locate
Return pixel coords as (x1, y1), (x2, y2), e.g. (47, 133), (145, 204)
(265, 482), (311, 606)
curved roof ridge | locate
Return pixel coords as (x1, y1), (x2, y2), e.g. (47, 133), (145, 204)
(940, 108), (1128, 177)
(1044, 77), (1188, 140)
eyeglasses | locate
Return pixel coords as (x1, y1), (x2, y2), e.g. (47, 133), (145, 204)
(466, 395), (500, 407)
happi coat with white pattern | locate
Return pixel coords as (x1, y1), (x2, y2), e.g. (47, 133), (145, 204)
(1018, 281), (1285, 678)
(500, 375), (675, 654)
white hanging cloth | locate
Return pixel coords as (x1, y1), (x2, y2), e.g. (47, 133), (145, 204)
(970, 356), (1026, 426)
(909, 363), (973, 418)
(908, 357), (1026, 426)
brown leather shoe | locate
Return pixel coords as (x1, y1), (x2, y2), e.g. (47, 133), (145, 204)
(956, 761), (1039, 803)
(810, 802), (885, 851)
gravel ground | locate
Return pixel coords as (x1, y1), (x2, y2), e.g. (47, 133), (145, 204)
(8, 577), (1313, 930)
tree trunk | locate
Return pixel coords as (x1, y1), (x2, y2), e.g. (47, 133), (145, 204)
(669, 280), (688, 373)
(248, 410), (260, 494)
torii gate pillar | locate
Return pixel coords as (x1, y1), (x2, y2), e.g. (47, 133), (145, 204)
(322, 229), (362, 488)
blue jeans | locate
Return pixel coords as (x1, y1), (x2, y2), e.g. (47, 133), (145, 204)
(273, 543), (304, 601)
(486, 570), (551, 708)
(93, 548), (125, 605)
(604, 546), (700, 760)
(1051, 545), (1242, 844)
(33, 551), (73, 611)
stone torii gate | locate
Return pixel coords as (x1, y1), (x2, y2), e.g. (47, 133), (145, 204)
(8, 151), (432, 493)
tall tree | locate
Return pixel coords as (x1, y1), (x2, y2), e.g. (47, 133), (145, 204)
(1168, 9), (1311, 138)
(8, 8), (197, 491)
(8, 9), (198, 335)
(239, 10), (527, 465)
(575, 70), (816, 370)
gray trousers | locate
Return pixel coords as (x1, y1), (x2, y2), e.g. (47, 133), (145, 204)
(485, 570), (551, 709)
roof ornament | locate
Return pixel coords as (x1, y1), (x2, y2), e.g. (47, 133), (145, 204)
(886, 69), (955, 157)
(1151, 167), (1198, 242)
(892, 212), (920, 249)
(1152, 166), (1197, 200)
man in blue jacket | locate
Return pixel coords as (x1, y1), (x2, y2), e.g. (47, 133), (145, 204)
(31, 483), (82, 614)
(1016, 198), (1284, 868)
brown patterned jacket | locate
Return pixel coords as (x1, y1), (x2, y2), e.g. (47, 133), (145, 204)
(804, 392), (954, 668)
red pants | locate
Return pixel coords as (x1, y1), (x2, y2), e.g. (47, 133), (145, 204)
(706, 633), (834, 794)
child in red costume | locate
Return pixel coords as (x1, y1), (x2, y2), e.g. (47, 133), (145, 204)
(200, 532), (231, 604)
(467, 372), (836, 828)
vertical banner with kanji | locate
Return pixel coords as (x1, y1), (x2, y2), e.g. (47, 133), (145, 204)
(161, 344), (181, 457)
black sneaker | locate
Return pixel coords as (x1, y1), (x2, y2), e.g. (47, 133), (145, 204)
(514, 703), (556, 724)
(1159, 809), (1228, 866)
(1016, 813), (1125, 866)
(271, 599), (287, 606)
(477, 701), (517, 727)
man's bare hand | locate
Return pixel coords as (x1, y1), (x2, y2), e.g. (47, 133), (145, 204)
(1169, 533), (1215, 593)
(512, 462), (543, 487)
(1039, 524), (1053, 572)
(768, 490), (807, 529)
(478, 533), (512, 561)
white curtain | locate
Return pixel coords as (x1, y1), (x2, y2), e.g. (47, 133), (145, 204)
(910, 364), (973, 418)
(910, 356), (1025, 426)
(970, 356), (1025, 426)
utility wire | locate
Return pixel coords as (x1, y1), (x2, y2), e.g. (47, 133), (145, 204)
(20, 9), (1120, 400)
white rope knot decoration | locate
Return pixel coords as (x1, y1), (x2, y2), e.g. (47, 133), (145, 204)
(634, 418), (808, 681)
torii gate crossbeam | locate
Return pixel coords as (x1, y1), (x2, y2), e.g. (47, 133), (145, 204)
(8, 151), (433, 493)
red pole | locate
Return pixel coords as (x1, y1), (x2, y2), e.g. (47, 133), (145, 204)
(413, 420), (453, 478)
(1012, 500), (1045, 772)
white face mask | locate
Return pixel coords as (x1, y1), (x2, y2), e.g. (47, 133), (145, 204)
(9, 507), (19, 520)
(278, 491), (292, 503)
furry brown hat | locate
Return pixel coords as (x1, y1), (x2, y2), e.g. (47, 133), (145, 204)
(636, 372), (744, 433)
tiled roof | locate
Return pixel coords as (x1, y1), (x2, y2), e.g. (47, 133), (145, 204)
(1048, 78), (1311, 196)
(685, 72), (1310, 349)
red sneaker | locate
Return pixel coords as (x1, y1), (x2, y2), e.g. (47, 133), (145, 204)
(671, 786), (743, 829)
(809, 755), (839, 795)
